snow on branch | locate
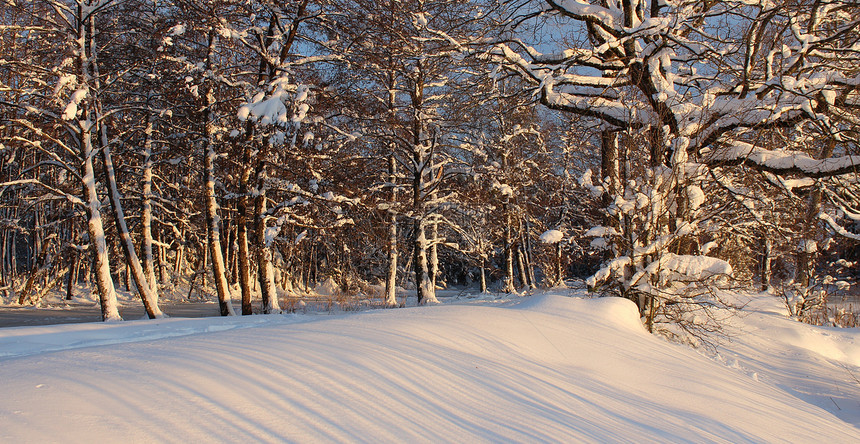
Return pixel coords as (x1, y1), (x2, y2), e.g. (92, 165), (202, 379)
(818, 213), (860, 241)
(539, 229), (565, 244)
(708, 141), (860, 178)
(644, 253), (733, 281)
(0, 179), (83, 206)
(547, 0), (622, 35)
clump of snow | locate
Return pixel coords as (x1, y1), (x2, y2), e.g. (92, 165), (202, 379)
(578, 169), (604, 198)
(686, 185), (705, 210)
(590, 237), (608, 249)
(62, 89), (87, 120)
(492, 181), (514, 198)
(648, 253), (733, 278)
(168, 24), (186, 36)
(539, 229), (564, 244)
(584, 226), (617, 237)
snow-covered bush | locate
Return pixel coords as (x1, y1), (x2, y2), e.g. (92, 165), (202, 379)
(580, 160), (739, 343)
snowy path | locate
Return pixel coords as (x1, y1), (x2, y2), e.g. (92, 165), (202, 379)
(0, 293), (858, 443)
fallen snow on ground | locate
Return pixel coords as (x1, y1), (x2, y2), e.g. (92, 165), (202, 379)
(0, 291), (858, 443)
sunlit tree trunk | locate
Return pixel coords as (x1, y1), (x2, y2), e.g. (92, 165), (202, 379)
(760, 232), (772, 291)
(140, 114), (159, 299)
(479, 257), (487, 294)
(429, 191), (440, 291)
(385, 153), (398, 307)
(254, 153), (281, 314)
(202, 31), (236, 317)
(77, 7), (120, 321)
(412, 159), (436, 305)
(502, 202), (515, 293)
(101, 141), (163, 319)
(92, 14), (162, 319)
(237, 143), (253, 315)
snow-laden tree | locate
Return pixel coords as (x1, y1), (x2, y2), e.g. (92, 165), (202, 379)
(1, 0), (167, 320)
(497, 0), (860, 336)
(166, 0), (251, 316)
(108, 0), (189, 305)
(229, 0), (357, 313)
(460, 78), (552, 292)
(334, 0), (501, 305)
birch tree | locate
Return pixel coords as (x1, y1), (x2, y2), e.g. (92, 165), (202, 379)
(1, 0), (166, 320)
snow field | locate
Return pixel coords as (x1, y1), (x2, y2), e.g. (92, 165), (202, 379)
(0, 292), (858, 443)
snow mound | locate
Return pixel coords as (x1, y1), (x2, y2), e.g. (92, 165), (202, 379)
(314, 277), (341, 296)
(504, 293), (645, 332)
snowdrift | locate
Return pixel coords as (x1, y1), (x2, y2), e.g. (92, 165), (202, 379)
(0, 293), (858, 443)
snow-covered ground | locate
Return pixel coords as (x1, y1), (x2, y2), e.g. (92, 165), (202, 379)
(0, 289), (858, 443)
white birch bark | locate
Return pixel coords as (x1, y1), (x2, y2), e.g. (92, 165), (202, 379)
(502, 202), (515, 293)
(479, 257), (487, 294)
(76, 5), (120, 321)
(82, 123), (121, 321)
(101, 140), (164, 319)
(202, 31), (236, 316)
(89, 13), (163, 319)
(141, 114), (159, 298)
(414, 220), (438, 305)
(237, 147), (253, 315)
(254, 174), (281, 314)
(411, 144), (437, 305)
(429, 201), (439, 290)
(384, 154), (398, 307)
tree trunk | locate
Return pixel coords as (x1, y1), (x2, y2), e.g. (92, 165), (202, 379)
(414, 219), (437, 305)
(600, 130), (621, 208)
(174, 241), (184, 276)
(384, 154), (398, 307)
(140, 114), (160, 299)
(87, 11), (163, 319)
(237, 143), (253, 315)
(521, 225), (536, 289)
(556, 242), (564, 287)
(82, 124), (121, 321)
(66, 247), (78, 300)
(516, 243), (528, 289)
(502, 203), (515, 293)
(254, 154), (280, 314)
(429, 202), (440, 290)
(412, 156), (437, 305)
(77, 10), (120, 321)
(202, 31), (236, 317)
(101, 142), (163, 318)
(157, 228), (169, 284)
(479, 258), (487, 294)
(760, 232), (772, 291)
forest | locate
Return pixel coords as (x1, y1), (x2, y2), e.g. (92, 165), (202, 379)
(1, 0), (858, 341)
